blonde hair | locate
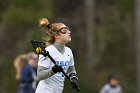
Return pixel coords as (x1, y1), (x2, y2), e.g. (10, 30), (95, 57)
(39, 18), (64, 45)
(14, 54), (28, 80)
(27, 52), (38, 60)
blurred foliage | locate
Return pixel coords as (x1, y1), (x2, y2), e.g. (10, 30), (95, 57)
(0, 0), (53, 92)
(2, 0), (53, 24)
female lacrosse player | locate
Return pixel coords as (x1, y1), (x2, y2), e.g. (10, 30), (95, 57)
(14, 53), (38, 93)
(35, 18), (79, 93)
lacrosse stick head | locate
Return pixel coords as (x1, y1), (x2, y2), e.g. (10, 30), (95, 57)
(30, 40), (46, 54)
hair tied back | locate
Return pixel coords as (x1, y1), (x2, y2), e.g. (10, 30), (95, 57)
(46, 24), (52, 30)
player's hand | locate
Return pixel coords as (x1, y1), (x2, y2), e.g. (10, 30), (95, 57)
(52, 65), (63, 73)
(70, 77), (80, 91)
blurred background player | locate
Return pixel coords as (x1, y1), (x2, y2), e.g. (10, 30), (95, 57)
(99, 74), (122, 93)
(14, 52), (38, 93)
(35, 18), (79, 93)
(27, 52), (39, 90)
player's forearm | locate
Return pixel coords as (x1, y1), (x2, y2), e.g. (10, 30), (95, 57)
(67, 66), (76, 75)
(67, 66), (79, 81)
(37, 66), (55, 80)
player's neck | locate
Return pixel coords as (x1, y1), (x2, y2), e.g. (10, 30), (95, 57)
(53, 42), (65, 54)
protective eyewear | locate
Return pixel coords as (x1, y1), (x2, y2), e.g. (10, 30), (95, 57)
(58, 27), (71, 34)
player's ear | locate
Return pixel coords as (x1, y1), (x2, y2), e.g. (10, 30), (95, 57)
(54, 34), (61, 39)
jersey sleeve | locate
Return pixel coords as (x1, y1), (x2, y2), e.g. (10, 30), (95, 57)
(69, 48), (75, 66)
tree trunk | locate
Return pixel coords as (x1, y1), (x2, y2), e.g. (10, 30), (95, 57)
(85, 0), (95, 66)
(84, 0), (96, 88)
(135, 0), (140, 92)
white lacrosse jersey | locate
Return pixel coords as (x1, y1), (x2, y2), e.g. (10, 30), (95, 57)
(36, 45), (74, 93)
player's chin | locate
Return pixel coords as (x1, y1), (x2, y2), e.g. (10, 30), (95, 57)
(69, 37), (71, 41)
(67, 38), (71, 43)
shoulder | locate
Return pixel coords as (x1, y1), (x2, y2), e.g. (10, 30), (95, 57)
(24, 64), (31, 68)
(117, 85), (122, 90)
(45, 45), (56, 55)
(100, 84), (110, 93)
(23, 64), (33, 71)
(38, 45), (53, 58)
(65, 46), (72, 53)
(65, 46), (73, 56)
(103, 84), (110, 89)
(27, 64), (33, 69)
(45, 45), (54, 51)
